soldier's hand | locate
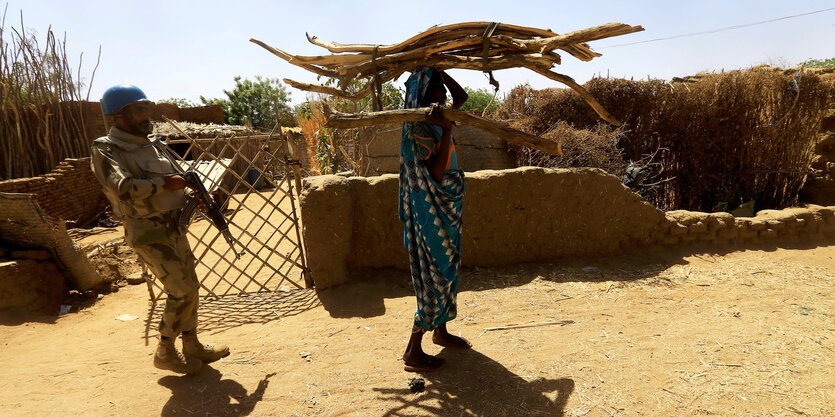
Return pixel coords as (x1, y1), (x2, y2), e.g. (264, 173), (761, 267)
(196, 194), (217, 213)
(163, 175), (189, 190)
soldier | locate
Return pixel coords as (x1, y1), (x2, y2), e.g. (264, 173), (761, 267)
(90, 85), (229, 374)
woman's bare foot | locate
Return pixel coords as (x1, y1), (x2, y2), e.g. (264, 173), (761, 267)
(432, 324), (471, 349)
(403, 330), (445, 372)
(403, 351), (445, 372)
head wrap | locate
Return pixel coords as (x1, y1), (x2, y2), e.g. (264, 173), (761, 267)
(403, 67), (437, 109)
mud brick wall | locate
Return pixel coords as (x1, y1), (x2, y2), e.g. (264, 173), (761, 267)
(79, 101), (108, 142)
(357, 124), (516, 176)
(301, 167), (835, 289)
(0, 158), (107, 224)
(82, 101), (225, 138)
(662, 207), (835, 247)
(178, 105), (225, 125)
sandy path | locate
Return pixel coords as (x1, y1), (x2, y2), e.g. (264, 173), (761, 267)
(2, 244), (833, 416)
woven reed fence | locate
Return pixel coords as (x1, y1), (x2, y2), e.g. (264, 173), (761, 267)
(498, 68), (835, 211)
(0, 12), (98, 180)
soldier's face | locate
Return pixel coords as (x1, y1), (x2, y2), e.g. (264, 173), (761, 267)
(117, 102), (152, 136)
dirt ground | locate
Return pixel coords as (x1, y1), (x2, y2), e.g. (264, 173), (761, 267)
(1, 236), (833, 417)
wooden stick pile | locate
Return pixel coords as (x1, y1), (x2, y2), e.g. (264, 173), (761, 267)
(252, 21), (642, 155)
(0, 11), (100, 180)
(252, 22), (642, 120)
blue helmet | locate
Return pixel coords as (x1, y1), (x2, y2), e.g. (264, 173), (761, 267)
(101, 84), (149, 115)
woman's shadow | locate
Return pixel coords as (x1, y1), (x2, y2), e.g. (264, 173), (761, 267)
(374, 348), (574, 416)
(158, 366), (274, 416)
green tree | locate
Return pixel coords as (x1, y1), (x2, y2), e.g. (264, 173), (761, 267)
(806, 57), (835, 69)
(158, 97), (198, 108)
(322, 78), (404, 112)
(459, 87), (501, 114)
(200, 76), (293, 129)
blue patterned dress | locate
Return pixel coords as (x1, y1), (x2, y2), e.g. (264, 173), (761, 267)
(398, 67), (466, 333)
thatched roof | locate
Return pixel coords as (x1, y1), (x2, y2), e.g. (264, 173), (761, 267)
(152, 121), (261, 139)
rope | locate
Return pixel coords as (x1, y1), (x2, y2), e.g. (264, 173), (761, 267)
(371, 45), (383, 111)
(481, 22), (500, 93)
(602, 7), (835, 48)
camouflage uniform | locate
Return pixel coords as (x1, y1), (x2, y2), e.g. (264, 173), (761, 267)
(90, 126), (198, 338)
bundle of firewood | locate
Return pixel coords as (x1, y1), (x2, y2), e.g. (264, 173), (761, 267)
(251, 21), (643, 155)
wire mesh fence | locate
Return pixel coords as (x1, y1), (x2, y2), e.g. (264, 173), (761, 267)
(143, 133), (310, 302)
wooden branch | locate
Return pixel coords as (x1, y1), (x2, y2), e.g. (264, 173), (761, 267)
(483, 320), (575, 331)
(424, 53), (556, 72)
(524, 64), (622, 126)
(285, 52), (370, 67)
(285, 53), (554, 101)
(256, 21), (641, 126)
(283, 78), (364, 99)
(306, 23), (511, 54)
(350, 48), (555, 79)
(339, 35), (519, 77)
(534, 23), (644, 53)
(249, 38), (338, 78)
(338, 145), (360, 172)
(283, 63), (409, 101)
(305, 22), (598, 60)
(322, 105), (563, 156)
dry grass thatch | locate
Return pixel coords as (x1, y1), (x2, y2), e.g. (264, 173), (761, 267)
(498, 67), (835, 211)
(511, 121), (628, 178)
(152, 121), (259, 139)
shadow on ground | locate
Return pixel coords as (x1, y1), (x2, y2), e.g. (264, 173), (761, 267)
(372, 347), (574, 417)
(143, 289), (321, 344)
(0, 311), (58, 326)
(316, 240), (833, 320)
(158, 366), (274, 417)
(316, 271), (414, 319)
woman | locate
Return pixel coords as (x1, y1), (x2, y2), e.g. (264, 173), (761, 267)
(399, 67), (470, 371)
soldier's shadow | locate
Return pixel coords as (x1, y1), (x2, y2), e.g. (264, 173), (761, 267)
(158, 366), (273, 417)
(374, 348), (574, 417)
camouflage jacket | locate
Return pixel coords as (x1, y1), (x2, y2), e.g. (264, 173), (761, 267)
(90, 127), (187, 222)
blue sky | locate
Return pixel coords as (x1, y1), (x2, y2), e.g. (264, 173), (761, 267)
(5, 1), (834, 105)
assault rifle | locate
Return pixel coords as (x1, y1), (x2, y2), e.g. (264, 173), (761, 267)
(150, 137), (245, 260)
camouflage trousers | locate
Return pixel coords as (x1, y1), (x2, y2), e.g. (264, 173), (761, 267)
(126, 211), (199, 339)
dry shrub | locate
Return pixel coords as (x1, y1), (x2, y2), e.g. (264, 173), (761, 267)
(498, 67), (835, 211)
(296, 101), (330, 175)
(511, 121), (627, 177)
(296, 100), (368, 175)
